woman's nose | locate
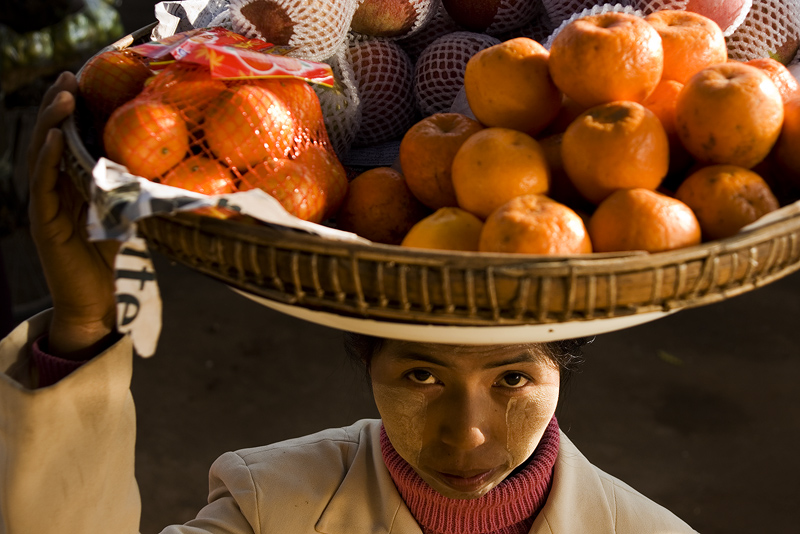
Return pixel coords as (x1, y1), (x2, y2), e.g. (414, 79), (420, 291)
(437, 390), (489, 450)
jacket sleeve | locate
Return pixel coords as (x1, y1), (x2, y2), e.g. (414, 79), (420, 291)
(0, 311), (141, 534)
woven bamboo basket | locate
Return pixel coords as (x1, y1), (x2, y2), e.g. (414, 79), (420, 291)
(62, 24), (800, 341)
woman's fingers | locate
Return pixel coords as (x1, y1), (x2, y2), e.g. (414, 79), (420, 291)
(29, 127), (67, 235)
(27, 75), (77, 176)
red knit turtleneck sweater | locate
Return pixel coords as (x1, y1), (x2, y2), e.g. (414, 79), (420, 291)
(380, 417), (560, 534)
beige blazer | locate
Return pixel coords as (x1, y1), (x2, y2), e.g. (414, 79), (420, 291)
(0, 312), (697, 534)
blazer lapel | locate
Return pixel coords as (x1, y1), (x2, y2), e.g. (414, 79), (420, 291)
(316, 421), (423, 534)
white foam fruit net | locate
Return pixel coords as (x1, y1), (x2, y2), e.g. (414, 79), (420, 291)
(497, 0), (556, 43)
(414, 31), (501, 116)
(397, 2), (462, 61)
(483, 0), (545, 36)
(347, 37), (417, 147)
(350, 0), (439, 41)
(313, 41), (362, 160)
(229, 0), (359, 61)
(726, 0), (800, 62)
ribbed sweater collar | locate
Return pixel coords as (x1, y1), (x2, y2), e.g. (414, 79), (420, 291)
(379, 417), (559, 534)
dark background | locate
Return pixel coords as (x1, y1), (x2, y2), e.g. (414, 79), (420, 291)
(2, 2), (799, 533)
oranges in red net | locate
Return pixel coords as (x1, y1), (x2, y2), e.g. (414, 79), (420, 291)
(243, 159), (327, 223)
(79, 49), (151, 119)
(292, 144), (349, 220)
(588, 188), (701, 253)
(103, 100), (189, 180)
(203, 84), (297, 171)
(561, 101), (669, 205)
(160, 155), (236, 195)
(146, 64), (228, 132)
(479, 194), (592, 255)
(548, 12), (663, 108)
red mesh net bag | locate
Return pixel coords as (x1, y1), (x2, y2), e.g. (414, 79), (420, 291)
(347, 37), (417, 147)
(414, 31), (501, 117)
(83, 31), (349, 224)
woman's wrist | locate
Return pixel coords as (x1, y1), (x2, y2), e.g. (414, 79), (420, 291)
(48, 313), (118, 361)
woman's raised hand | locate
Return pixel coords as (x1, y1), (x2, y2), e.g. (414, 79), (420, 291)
(28, 72), (121, 359)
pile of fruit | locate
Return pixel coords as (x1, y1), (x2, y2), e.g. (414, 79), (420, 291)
(76, 5), (800, 259)
(338, 9), (800, 255)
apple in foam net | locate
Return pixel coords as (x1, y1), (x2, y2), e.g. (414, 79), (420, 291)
(683, 0), (750, 34)
(350, 0), (421, 37)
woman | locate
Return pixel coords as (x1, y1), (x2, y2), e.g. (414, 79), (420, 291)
(0, 73), (697, 533)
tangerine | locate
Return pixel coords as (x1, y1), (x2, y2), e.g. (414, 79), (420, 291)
(79, 50), (151, 119)
(463, 37), (562, 136)
(774, 96), (800, 183)
(561, 101), (669, 205)
(744, 57), (800, 104)
(292, 144), (349, 220)
(147, 64), (227, 132)
(203, 84), (296, 171)
(644, 9), (728, 85)
(399, 113), (484, 209)
(401, 207), (484, 252)
(588, 188), (701, 253)
(479, 194), (592, 255)
(337, 167), (429, 245)
(548, 12), (663, 108)
(674, 164), (779, 240)
(451, 127), (550, 219)
(243, 159), (326, 223)
(675, 62), (784, 169)
(103, 100), (189, 180)
(160, 155), (236, 195)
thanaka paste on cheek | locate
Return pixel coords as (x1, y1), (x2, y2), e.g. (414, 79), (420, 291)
(505, 387), (559, 467)
(373, 383), (427, 466)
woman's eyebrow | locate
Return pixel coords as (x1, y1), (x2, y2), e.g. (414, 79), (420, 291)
(481, 353), (541, 369)
(393, 353), (450, 367)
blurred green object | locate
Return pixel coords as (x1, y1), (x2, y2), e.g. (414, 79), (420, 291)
(0, 0), (125, 94)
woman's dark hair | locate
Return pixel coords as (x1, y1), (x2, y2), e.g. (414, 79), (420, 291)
(342, 332), (590, 384)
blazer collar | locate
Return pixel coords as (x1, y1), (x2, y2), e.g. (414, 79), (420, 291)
(316, 421), (423, 534)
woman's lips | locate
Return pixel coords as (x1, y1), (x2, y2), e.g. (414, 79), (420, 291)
(436, 468), (499, 491)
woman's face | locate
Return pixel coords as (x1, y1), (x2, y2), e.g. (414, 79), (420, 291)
(370, 340), (560, 500)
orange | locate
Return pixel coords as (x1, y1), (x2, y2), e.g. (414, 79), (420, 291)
(255, 78), (327, 141)
(774, 96), (800, 182)
(478, 194), (592, 255)
(160, 155), (236, 195)
(203, 84), (296, 170)
(243, 159), (327, 223)
(744, 57), (800, 104)
(588, 188), (701, 253)
(642, 79), (694, 179)
(674, 164), (779, 240)
(537, 133), (590, 212)
(451, 127), (549, 219)
(548, 12), (663, 108)
(147, 64), (227, 132)
(79, 49), (151, 119)
(675, 62), (784, 169)
(401, 207), (484, 252)
(103, 100), (189, 180)
(561, 101), (669, 205)
(336, 167), (429, 245)
(292, 144), (349, 220)
(644, 9), (727, 85)
(399, 113), (484, 209)
(463, 37), (562, 136)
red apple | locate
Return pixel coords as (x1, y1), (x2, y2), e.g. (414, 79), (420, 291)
(684, 0), (751, 34)
(351, 0), (430, 37)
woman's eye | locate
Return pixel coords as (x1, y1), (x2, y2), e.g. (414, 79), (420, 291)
(497, 373), (530, 388)
(407, 370), (436, 384)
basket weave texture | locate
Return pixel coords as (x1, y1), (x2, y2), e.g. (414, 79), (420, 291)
(62, 24), (800, 328)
